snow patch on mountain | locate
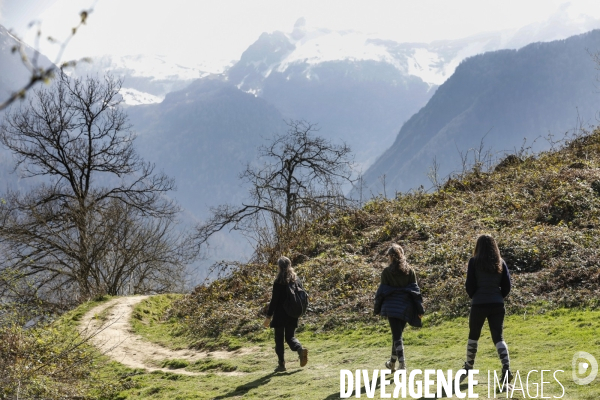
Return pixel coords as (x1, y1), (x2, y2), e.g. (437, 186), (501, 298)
(119, 88), (164, 105)
(239, 9), (600, 88)
(107, 54), (224, 81)
(277, 30), (392, 71)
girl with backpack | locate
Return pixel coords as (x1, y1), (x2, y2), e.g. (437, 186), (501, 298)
(460, 234), (513, 386)
(374, 244), (424, 372)
(263, 256), (308, 372)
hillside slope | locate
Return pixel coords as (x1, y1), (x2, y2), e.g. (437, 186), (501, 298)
(363, 29), (600, 195)
(120, 300), (600, 399)
(173, 127), (600, 339)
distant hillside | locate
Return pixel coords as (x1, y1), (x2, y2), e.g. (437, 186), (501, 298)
(128, 78), (287, 220)
(173, 127), (600, 339)
(362, 30), (600, 195)
(225, 25), (435, 167)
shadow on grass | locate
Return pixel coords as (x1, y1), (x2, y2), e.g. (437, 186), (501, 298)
(213, 369), (301, 399)
(324, 373), (473, 399)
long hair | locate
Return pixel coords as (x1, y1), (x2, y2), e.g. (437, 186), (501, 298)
(275, 256), (297, 284)
(386, 244), (410, 275)
(472, 234), (503, 273)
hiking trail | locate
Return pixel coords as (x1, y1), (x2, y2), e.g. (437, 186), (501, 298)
(79, 296), (254, 376)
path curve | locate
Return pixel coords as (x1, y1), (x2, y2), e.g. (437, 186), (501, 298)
(79, 295), (253, 375)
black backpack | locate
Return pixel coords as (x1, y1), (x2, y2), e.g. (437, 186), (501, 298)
(283, 280), (309, 318)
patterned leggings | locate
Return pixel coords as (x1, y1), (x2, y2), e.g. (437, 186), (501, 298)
(466, 304), (509, 369)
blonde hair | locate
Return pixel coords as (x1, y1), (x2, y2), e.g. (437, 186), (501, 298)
(386, 244), (410, 275)
(275, 256), (297, 284)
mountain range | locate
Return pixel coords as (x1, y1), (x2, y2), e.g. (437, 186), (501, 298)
(362, 29), (600, 195)
(2, 13), (600, 269)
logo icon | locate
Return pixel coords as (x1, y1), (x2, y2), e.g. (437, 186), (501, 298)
(572, 351), (598, 385)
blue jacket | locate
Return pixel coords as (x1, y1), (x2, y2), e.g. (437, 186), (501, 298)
(374, 283), (425, 327)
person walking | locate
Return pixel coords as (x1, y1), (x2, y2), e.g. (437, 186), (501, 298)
(460, 234), (513, 386)
(263, 256), (309, 372)
(374, 244), (424, 372)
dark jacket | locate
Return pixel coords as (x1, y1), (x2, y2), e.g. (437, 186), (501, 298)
(266, 280), (300, 328)
(465, 258), (511, 305)
(381, 265), (417, 287)
(374, 283), (425, 327)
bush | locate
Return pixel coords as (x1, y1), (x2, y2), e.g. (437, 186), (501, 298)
(0, 306), (124, 399)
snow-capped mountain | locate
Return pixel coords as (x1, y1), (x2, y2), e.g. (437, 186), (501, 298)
(71, 54), (234, 105)
(75, 5), (600, 111)
(361, 29), (600, 196)
(229, 12), (600, 94)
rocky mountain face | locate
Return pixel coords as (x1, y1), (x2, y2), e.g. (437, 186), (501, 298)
(361, 30), (600, 195)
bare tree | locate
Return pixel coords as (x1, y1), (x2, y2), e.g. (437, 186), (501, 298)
(427, 156), (442, 191)
(195, 120), (354, 249)
(0, 73), (193, 308)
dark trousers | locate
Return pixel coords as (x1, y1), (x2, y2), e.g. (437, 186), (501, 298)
(274, 324), (302, 363)
(468, 304), (505, 344)
(388, 317), (407, 357)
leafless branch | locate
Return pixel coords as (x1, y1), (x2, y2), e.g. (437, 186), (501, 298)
(194, 120), (355, 253)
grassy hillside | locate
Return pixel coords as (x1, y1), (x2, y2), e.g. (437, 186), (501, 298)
(0, 296), (129, 399)
(7, 127), (600, 399)
(171, 128), (600, 342)
(125, 299), (599, 399)
(106, 127), (600, 398)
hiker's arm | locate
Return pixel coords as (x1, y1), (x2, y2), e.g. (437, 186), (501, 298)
(500, 261), (512, 298)
(465, 260), (477, 298)
(266, 284), (279, 317)
(409, 269), (417, 285)
(374, 283), (388, 315)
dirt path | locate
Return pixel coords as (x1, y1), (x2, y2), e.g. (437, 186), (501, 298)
(79, 296), (253, 375)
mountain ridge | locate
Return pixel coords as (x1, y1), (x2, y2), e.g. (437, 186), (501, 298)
(361, 29), (600, 195)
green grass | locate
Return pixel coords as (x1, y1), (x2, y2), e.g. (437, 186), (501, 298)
(130, 294), (194, 350)
(186, 358), (240, 373)
(60, 294), (115, 329)
(161, 359), (190, 370)
(111, 307), (600, 399)
(131, 294), (271, 351)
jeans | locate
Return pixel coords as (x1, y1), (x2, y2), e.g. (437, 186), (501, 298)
(274, 324), (302, 363)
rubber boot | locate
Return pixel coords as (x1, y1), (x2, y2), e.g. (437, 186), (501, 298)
(298, 348), (308, 367)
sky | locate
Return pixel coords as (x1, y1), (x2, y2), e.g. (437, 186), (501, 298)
(1, 0), (600, 70)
